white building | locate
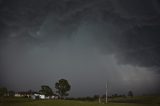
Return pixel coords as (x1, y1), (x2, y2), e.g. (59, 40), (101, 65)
(39, 94), (45, 99)
(31, 93), (59, 100)
(31, 93), (45, 99)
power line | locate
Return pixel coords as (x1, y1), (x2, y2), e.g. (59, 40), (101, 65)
(106, 82), (108, 104)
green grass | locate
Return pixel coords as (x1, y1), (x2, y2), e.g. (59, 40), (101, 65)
(0, 96), (160, 106)
(108, 96), (160, 104)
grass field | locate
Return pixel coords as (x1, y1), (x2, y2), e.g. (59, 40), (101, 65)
(0, 96), (160, 106)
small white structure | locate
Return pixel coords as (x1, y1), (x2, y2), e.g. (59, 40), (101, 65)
(31, 93), (59, 100)
(14, 93), (21, 97)
(51, 95), (55, 99)
(31, 93), (45, 99)
(14, 92), (32, 98)
(39, 94), (45, 99)
(52, 95), (59, 99)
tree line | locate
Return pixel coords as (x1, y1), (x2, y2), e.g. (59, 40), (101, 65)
(0, 79), (71, 99)
(66, 91), (134, 101)
(39, 79), (71, 99)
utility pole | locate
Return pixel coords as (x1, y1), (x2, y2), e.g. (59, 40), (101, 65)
(99, 96), (101, 103)
(106, 82), (108, 104)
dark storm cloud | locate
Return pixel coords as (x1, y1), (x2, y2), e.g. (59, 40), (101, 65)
(114, 25), (160, 68)
(66, 0), (160, 71)
(0, 0), (160, 96)
(0, 0), (53, 41)
(87, 0), (160, 70)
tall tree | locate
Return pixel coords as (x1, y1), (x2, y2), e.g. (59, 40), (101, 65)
(39, 85), (53, 96)
(55, 79), (71, 99)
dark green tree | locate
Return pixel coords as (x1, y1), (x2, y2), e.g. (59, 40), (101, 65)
(128, 90), (133, 97)
(55, 79), (71, 99)
(0, 87), (8, 97)
(39, 85), (53, 96)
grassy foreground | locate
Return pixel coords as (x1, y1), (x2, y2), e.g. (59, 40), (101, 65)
(0, 97), (160, 106)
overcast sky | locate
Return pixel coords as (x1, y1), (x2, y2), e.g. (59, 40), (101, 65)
(0, 0), (160, 97)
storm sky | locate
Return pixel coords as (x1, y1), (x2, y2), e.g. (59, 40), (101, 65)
(0, 0), (160, 97)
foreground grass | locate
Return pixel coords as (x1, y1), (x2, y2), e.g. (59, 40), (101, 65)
(0, 97), (160, 106)
(109, 96), (160, 104)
